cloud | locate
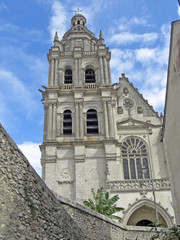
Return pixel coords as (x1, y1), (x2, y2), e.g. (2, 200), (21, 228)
(109, 32), (158, 45)
(48, 0), (106, 41)
(73, 0), (105, 28)
(48, 0), (68, 41)
(117, 16), (148, 31)
(134, 24), (170, 66)
(178, 3), (180, 18)
(0, 3), (8, 12)
(18, 142), (41, 176)
(0, 69), (38, 118)
(0, 22), (45, 43)
(142, 87), (166, 112)
(110, 24), (170, 112)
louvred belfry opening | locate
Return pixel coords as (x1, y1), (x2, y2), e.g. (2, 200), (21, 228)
(64, 69), (72, 84)
(63, 110), (72, 135)
(86, 109), (98, 134)
(85, 69), (96, 83)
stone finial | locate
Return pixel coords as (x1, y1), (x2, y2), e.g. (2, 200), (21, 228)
(119, 73), (126, 82)
(99, 30), (104, 40)
(121, 73), (126, 78)
(98, 30), (104, 44)
(54, 31), (59, 41)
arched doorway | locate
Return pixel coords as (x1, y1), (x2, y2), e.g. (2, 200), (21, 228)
(123, 199), (173, 228)
(127, 205), (167, 227)
(136, 219), (153, 226)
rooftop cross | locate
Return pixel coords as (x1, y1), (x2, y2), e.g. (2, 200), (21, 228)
(75, 8), (82, 14)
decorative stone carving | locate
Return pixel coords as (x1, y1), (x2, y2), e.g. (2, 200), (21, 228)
(60, 168), (71, 179)
(137, 106), (143, 114)
(107, 178), (170, 191)
(123, 87), (129, 96)
(106, 153), (116, 161)
(58, 168), (73, 183)
(117, 106), (123, 114)
(123, 98), (134, 109)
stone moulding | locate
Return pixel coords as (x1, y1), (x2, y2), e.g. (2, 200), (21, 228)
(60, 52), (72, 56)
(85, 83), (99, 89)
(107, 178), (170, 192)
(62, 84), (74, 90)
(58, 180), (74, 184)
(83, 51), (97, 56)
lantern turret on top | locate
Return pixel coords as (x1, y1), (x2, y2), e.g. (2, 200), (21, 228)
(71, 14), (87, 27)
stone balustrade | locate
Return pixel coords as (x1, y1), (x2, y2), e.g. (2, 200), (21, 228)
(107, 178), (170, 192)
(63, 84), (74, 89)
(85, 83), (99, 89)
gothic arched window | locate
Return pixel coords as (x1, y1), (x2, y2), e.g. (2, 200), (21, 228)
(122, 137), (150, 180)
(64, 69), (72, 84)
(85, 69), (96, 83)
(86, 109), (98, 134)
(63, 110), (72, 135)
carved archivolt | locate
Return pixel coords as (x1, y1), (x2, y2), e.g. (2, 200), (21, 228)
(123, 199), (173, 227)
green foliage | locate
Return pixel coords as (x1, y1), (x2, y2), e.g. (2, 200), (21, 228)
(24, 184), (36, 217)
(83, 187), (124, 220)
(149, 221), (164, 231)
(150, 225), (180, 240)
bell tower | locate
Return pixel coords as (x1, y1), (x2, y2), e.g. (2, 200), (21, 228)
(39, 13), (175, 226)
(40, 14), (116, 201)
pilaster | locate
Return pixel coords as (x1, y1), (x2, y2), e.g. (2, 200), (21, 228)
(103, 101), (109, 139)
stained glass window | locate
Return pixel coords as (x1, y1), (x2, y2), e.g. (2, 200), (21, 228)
(122, 137), (150, 179)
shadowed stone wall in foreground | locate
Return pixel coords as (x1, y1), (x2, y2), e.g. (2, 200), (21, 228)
(0, 123), (154, 240)
(0, 124), (86, 240)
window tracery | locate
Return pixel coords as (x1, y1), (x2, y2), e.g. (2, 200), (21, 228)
(122, 137), (150, 180)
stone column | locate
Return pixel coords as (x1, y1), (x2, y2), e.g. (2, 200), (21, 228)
(84, 113), (87, 135)
(97, 112), (101, 134)
(107, 61), (112, 84)
(56, 114), (61, 137)
(79, 102), (84, 139)
(41, 162), (45, 181)
(107, 101), (113, 138)
(75, 102), (79, 139)
(103, 101), (109, 138)
(48, 103), (53, 140)
(112, 102), (116, 138)
(52, 103), (57, 139)
(103, 57), (109, 84)
(78, 59), (82, 85)
(48, 61), (51, 86)
(43, 105), (48, 141)
(74, 58), (78, 85)
(99, 57), (104, 84)
(60, 114), (63, 135)
(54, 59), (58, 86)
(50, 59), (55, 86)
(58, 69), (63, 85)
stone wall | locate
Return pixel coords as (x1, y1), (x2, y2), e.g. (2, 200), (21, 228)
(0, 123), (154, 239)
(58, 195), (154, 240)
(0, 124), (86, 240)
(163, 20), (180, 225)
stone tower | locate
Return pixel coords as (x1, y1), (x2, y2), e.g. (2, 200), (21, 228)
(40, 14), (175, 226)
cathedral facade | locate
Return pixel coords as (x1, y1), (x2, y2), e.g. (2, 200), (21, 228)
(40, 14), (174, 227)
